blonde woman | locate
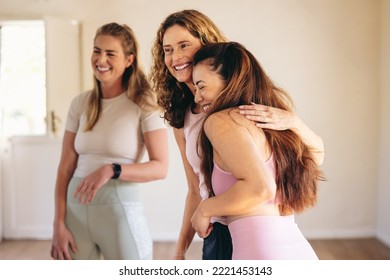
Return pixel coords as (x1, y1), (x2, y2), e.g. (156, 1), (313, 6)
(51, 23), (168, 260)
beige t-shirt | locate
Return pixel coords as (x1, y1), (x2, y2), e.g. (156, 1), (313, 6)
(65, 90), (166, 178)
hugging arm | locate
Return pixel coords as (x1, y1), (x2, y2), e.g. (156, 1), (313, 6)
(191, 112), (276, 238)
(172, 128), (202, 259)
(239, 103), (324, 165)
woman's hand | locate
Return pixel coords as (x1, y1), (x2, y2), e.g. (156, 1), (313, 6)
(50, 223), (77, 260)
(239, 102), (296, 130)
(239, 102), (325, 165)
(191, 202), (213, 239)
(74, 164), (112, 204)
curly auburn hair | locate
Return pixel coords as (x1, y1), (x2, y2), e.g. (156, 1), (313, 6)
(149, 10), (227, 128)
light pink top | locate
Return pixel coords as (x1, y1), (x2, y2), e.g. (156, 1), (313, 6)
(183, 109), (208, 199)
(183, 108), (226, 224)
(212, 154), (279, 205)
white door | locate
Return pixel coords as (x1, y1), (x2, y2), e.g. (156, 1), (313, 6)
(1, 17), (80, 239)
(45, 16), (81, 137)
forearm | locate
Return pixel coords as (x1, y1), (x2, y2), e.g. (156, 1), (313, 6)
(238, 104), (325, 165)
(175, 191), (201, 257)
(292, 117), (325, 165)
(197, 180), (272, 218)
(118, 160), (168, 182)
(54, 130), (77, 226)
(53, 169), (74, 226)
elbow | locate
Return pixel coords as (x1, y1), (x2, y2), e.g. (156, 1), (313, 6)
(153, 162), (169, 180)
(317, 151), (325, 166)
(261, 183), (277, 203)
(155, 171), (167, 180)
(152, 170), (167, 181)
(314, 139), (325, 166)
(313, 150), (325, 166)
(251, 178), (276, 205)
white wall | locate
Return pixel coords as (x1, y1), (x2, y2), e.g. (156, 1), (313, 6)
(0, 139), (4, 241)
(0, 0), (388, 243)
(377, 0), (390, 246)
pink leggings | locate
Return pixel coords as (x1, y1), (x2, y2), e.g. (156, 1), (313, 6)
(228, 215), (318, 260)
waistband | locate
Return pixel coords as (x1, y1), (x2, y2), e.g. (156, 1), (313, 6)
(67, 177), (142, 205)
(229, 215), (295, 229)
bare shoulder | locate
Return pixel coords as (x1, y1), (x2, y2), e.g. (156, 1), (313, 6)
(204, 108), (256, 130)
(205, 108), (269, 159)
(204, 108), (259, 137)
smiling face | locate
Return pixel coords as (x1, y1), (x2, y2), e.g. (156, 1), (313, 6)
(91, 34), (134, 88)
(162, 24), (203, 88)
(193, 61), (227, 112)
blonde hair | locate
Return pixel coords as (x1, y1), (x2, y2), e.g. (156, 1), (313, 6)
(85, 22), (158, 131)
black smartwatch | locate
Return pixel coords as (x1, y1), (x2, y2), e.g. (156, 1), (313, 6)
(111, 163), (121, 179)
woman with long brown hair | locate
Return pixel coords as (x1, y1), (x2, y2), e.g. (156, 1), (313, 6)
(150, 9), (324, 260)
(191, 42), (323, 259)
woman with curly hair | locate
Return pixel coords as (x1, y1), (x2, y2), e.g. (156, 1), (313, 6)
(150, 9), (324, 260)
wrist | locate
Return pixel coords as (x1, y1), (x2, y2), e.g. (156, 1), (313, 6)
(196, 200), (208, 217)
(174, 252), (185, 257)
(111, 163), (121, 179)
(53, 220), (66, 229)
(174, 245), (187, 258)
(290, 114), (302, 134)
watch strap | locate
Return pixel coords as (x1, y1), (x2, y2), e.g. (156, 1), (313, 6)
(111, 163), (121, 179)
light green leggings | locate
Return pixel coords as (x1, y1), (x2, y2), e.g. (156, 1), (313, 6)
(66, 177), (152, 260)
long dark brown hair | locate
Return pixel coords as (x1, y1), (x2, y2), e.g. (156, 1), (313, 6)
(149, 9), (227, 128)
(195, 42), (324, 213)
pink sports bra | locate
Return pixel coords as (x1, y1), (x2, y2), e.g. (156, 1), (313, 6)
(211, 154), (279, 204)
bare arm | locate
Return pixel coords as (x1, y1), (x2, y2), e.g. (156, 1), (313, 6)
(239, 103), (325, 165)
(172, 128), (201, 259)
(74, 128), (169, 204)
(120, 128), (169, 182)
(191, 111), (276, 237)
(51, 131), (78, 260)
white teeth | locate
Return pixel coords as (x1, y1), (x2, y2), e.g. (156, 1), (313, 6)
(174, 63), (189, 71)
(97, 66), (110, 72)
(202, 104), (211, 112)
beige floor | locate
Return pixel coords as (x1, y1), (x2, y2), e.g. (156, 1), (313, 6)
(0, 239), (203, 260)
(1, 238), (390, 260)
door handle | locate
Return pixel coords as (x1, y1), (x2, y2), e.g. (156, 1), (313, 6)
(50, 110), (61, 137)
